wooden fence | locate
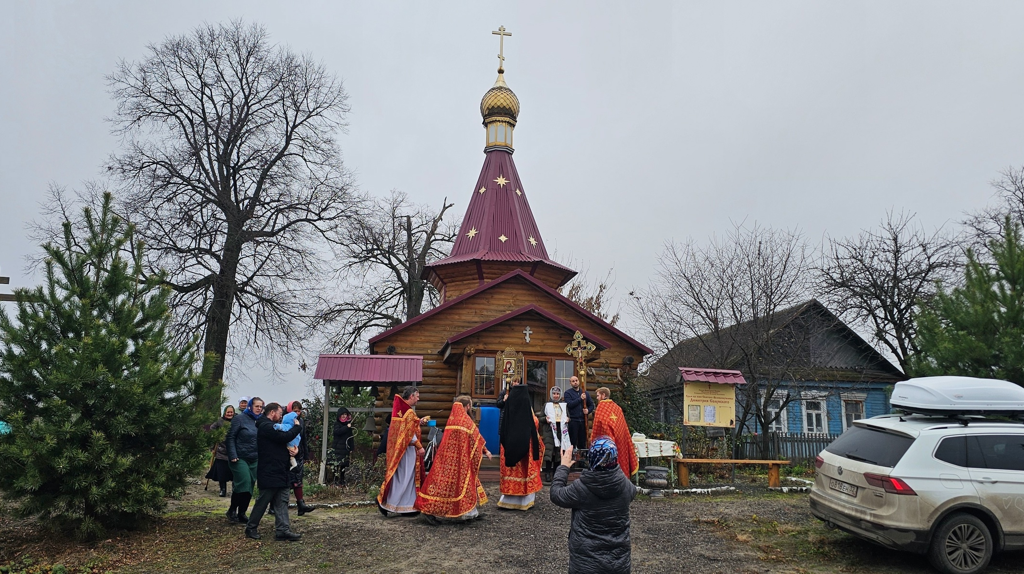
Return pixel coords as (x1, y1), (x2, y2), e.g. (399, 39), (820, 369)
(736, 432), (840, 464)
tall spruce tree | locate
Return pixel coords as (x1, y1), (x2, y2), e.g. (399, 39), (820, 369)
(913, 218), (1024, 385)
(0, 193), (219, 539)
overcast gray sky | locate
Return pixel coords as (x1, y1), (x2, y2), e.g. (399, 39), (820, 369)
(1, 1), (1019, 404)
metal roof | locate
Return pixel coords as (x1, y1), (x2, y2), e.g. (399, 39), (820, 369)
(313, 354), (423, 383)
(678, 367), (746, 385)
(424, 148), (573, 278)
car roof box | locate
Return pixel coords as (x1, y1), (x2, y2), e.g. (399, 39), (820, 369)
(891, 376), (1024, 416)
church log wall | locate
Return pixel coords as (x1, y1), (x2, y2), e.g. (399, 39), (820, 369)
(369, 278), (646, 430)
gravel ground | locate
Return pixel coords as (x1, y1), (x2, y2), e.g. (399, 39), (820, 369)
(5, 478), (1024, 573)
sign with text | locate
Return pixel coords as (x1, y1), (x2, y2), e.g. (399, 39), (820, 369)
(683, 382), (736, 427)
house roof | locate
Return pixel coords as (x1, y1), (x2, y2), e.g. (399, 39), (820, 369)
(678, 367), (746, 385)
(313, 354), (423, 383)
(369, 269), (653, 355)
(423, 148), (576, 287)
(442, 304), (612, 352)
(648, 299), (903, 388)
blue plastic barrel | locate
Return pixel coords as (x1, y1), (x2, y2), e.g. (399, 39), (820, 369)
(478, 406), (500, 454)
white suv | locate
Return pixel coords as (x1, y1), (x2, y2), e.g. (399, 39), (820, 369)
(809, 377), (1024, 574)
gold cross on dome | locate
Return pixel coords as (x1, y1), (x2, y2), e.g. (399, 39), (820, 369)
(494, 175), (508, 187)
(492, 26), (512, 71)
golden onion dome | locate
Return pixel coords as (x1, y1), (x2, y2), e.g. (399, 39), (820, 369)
(480, 71), (519, 126)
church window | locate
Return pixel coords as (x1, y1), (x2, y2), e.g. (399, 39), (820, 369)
(497, 124), (506, 143)
(554, 359), (574, 393)
(526, 360), (548, 389)
(474, 356), (496, 396)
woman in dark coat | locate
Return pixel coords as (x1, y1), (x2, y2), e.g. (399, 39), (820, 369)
(330, 407), (354, 485)
(550, 435), (638, 574)
(285, 401), (316, 515)
(206, 405), (236, 497)
(225, 396), (263, 523)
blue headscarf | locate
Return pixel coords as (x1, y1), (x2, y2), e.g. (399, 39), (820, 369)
(589, 435), (619, 472)
(243, 396), (263, 420)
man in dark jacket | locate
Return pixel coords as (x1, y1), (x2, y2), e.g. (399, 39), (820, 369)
(563, 376), (595, 451)
(550, 435), (637, 574)
(245, 402), (303, 541)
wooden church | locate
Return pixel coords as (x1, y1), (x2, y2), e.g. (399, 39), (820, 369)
(356, 36), (652, 429)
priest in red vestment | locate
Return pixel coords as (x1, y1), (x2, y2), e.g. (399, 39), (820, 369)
(377, 387), (428, 516)
(498, 383), (545, 510)
(590, 387), (639, 478)
(416, 396), (492, 522)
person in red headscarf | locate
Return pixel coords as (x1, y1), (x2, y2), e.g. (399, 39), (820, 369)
(590, 388), (639, 478)
(415, 396), (492, 523)
(377, 386), (429, 516)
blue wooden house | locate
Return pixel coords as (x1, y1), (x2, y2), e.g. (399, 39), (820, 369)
(646, 300), (904, 436)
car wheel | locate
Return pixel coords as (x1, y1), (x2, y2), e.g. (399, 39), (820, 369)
(928, 513), (993, 574)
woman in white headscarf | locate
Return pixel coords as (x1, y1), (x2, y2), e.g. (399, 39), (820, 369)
(542, 386), (571, 482)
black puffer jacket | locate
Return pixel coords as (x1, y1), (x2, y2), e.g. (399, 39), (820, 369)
(550, 464), (637, 574)
(254, 416), (302, 490)
(225, 411), (259, 462)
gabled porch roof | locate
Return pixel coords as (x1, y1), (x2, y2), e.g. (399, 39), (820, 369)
(368, 269), (653, 356)
(439, 304), (612, 361)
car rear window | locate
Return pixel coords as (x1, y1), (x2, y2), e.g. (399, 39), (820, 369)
(824, 426), (915, 468)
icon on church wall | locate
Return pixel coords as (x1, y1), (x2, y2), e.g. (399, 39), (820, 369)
(503, 358), (516, 376)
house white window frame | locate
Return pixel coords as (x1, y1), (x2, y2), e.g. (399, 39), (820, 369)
(840, 391), (867, 432)
(801, 391), (829, 435)
(760, 390), (788, 434)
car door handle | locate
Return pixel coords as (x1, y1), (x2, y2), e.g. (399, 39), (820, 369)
(977, 478), (998, 484)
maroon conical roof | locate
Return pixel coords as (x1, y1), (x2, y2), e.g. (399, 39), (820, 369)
(424, 148), (575, 293)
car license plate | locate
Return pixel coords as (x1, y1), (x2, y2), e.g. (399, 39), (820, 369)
(829, 478), (858, 497)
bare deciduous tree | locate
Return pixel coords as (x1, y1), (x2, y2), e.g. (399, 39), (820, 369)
(818, 211), (962, 374)
(106, 21), (361, 398)
(561, 268), (620, 326)
(966, 166), (1024, 251)
(632, 223), (824, 436)
(321, 191), (455, 351)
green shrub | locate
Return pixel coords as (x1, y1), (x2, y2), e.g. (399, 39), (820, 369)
(0, 194), (219, 539)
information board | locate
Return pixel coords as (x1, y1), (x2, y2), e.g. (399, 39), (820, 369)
(683, 381), (736, 427)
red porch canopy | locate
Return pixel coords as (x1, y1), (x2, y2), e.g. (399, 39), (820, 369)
(677, 367), (746, 385)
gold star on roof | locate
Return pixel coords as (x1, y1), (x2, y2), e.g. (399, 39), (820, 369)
(494, 175), (508, 187)
(478, 187), (487, 194)
(515, 189), (522, 196)
(528, 236), (537, 247)
(498, 234), (508, 243)
(467, 227), (478, 238)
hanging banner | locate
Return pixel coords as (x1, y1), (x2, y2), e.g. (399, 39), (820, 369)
(683, 382), (736, 427)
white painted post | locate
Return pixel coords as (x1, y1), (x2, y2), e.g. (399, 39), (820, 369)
(319, 381), (330, 485)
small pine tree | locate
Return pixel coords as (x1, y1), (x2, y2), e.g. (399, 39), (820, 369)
(913, 218), (1024, 385)
(0, 193), (220, 539)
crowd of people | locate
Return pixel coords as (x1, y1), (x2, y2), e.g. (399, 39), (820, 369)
(209, 381), (639, 571)
(373, 379), (639, 572)
(205, 396), (315, 541)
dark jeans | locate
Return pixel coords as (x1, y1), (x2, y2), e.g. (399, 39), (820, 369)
(568, 419), (588, 450)
(246, 487), (291, 534)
